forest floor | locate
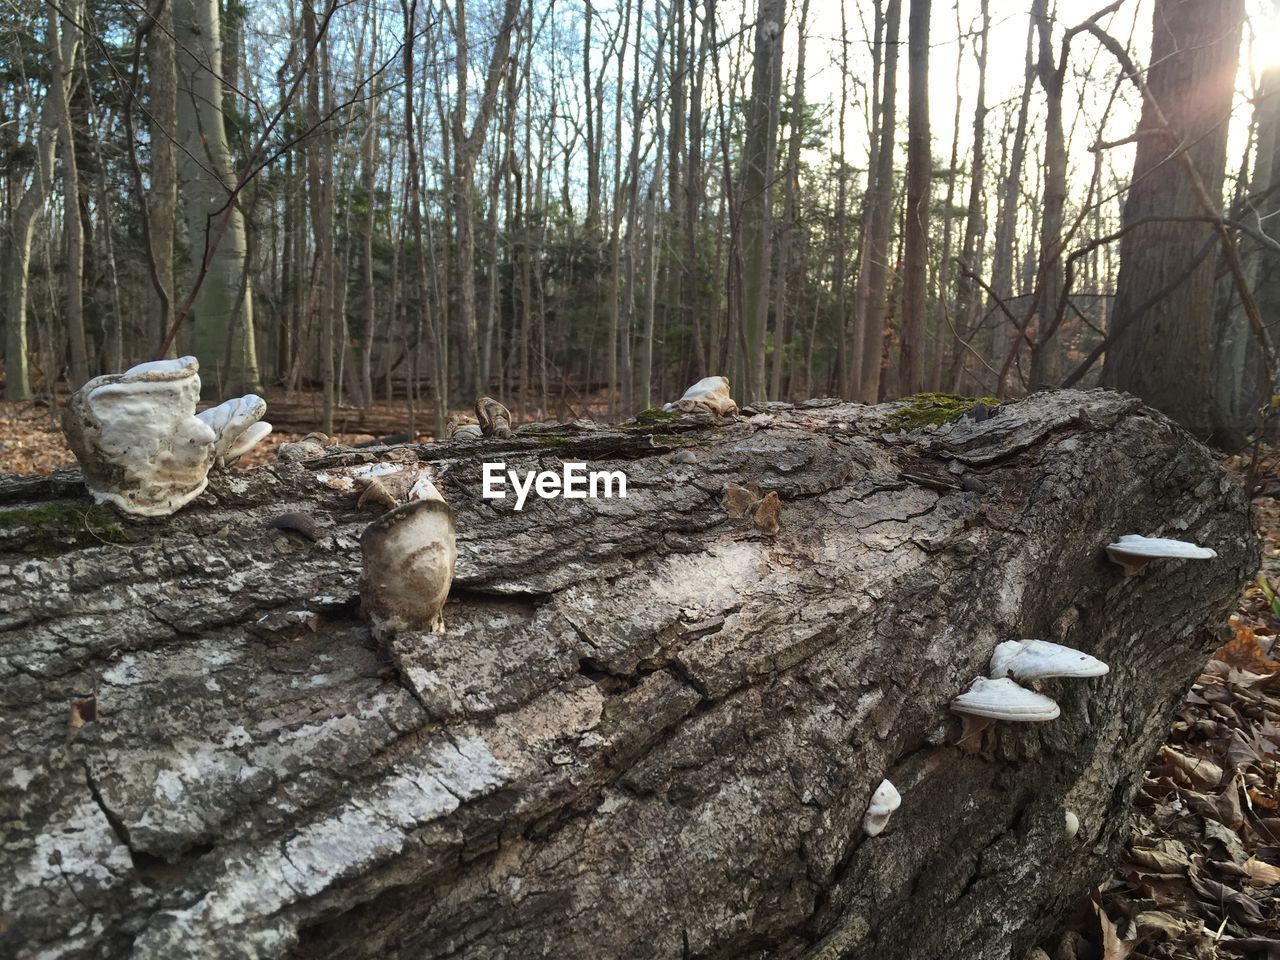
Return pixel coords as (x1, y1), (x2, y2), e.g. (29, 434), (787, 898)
(2, 394), (1279, 958)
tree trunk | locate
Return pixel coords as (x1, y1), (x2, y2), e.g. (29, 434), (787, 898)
(401, 0), (446, 439)
(304, 0), (335, 435)
(48, 0), (89, 388)
(738, 0), (784, 404)
(1214, 9), (1278, 445)
(146, 0), (179, 360)
(0, 390), (1257, 960)
(960, 10), (1033, 395)
(950, 0), (989, 390)
(3, 0), (86, 401)
(1028, 0), (1066, 392)
(450, 0), (520, 401)
(1102, 0), (1244, 437)
(898, 0), (931, 396)
(855, 0), (901, 404)
(358, 101), (378, 410)
(173, 0), (262, 397)
(771, 0), (809, 401)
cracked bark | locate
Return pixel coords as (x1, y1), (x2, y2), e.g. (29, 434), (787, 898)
(0, 390), (1259, 960)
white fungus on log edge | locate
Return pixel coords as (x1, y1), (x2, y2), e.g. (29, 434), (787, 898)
(949, 677), (1061, 722)
(197, 395), (273, 468)
(1106, 534), (1216, 576)
(989, 639), (1109, 682)
(60, 356), (272, 517)
(862, 779), (902, 837)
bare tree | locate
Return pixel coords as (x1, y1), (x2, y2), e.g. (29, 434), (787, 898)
(738, 0), (785, 402)
(898, 0), (930, 394)
(448, 0), (521, 397)
(854, 0), (901, 403)
(771, 0), (809, 399)
(48, 0), (89, 386)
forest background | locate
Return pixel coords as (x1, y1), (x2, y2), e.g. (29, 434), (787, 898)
(2, 0), (1278, 443)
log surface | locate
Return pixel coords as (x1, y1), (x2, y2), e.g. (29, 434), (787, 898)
(0, 389), (1259, 960)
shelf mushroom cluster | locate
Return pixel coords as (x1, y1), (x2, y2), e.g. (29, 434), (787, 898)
(950, 639), (1110, 724)
(60, 356), (272, 517)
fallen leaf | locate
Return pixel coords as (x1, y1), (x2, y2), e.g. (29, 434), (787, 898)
(1240, 856), (1280, 886)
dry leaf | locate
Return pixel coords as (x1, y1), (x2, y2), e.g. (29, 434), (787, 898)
(1216, 625), (1280, 673)
(1240, 856), (1280, 886)
(1092, 901), (1133, 960)
(1160, 746), (1225, 787)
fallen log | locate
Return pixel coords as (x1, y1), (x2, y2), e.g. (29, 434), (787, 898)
(0, 389), (1258, 959)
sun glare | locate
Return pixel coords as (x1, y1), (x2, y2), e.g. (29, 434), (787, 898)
(1258, 6), (1280, 70)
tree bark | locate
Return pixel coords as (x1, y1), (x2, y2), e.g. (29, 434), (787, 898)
(949, 0), (989, 391)
(48, 0), (89, 388)
(450, 0), (521, 399)
(898, 0), (931, 395)
(173, 0), (262, 397)
(1102, 0), (1244, 437)
(738, 0), (785, 403)
(1214, 11), (1279, 444)
(771, 0), (809, 401)
(146, 0), (178, 361)
(0, 389), (1257, 960)
(855, 0), (901, 404)
(1027, 0), (1067, 392)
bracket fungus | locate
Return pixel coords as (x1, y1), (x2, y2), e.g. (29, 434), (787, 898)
(197, 395), (273, 467)
(446, 413), (483, 439)
(278, 432), (331, 462)
(61, 356), (271, 517)
(989, 639), (1109, 682)
(475, 397), (513, 438)
(1106, 534), (1216, 576)
(663, 375), (739, 417)
(949, 677), (1061, 722)
(862, 779), (902, 837)
(360, 498), (457, 638)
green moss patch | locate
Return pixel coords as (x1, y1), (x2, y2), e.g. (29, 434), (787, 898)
(633, 408), (682, 426)
(879, 393), (1000, 430)
(0, 502), (127, 552)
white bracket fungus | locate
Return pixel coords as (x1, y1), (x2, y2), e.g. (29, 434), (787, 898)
(197, 394), (272, 468)
(989, 639), (1109, 682)
(949, 677), (1061, 722)
(61, 356), (271, 517)
(1106, 534), (1216, 576)
(662, 375), (739, 417)
(359, 498), (457, 638)
(862, 779), (902, 837)
(1064, 810), (1080, 839)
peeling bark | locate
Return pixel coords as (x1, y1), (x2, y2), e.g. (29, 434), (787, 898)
(0, 390), (1258, 960)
